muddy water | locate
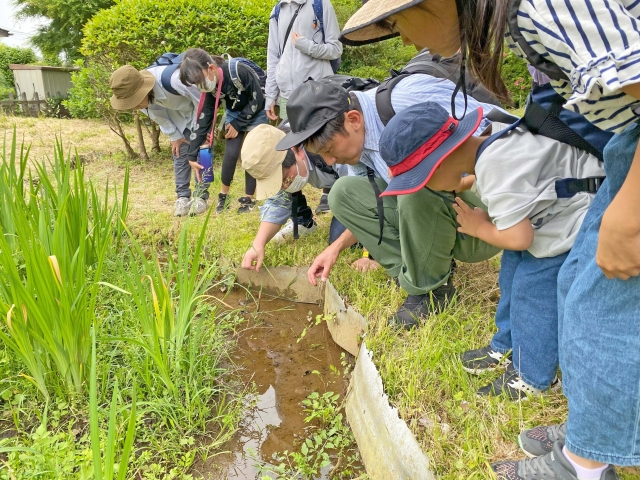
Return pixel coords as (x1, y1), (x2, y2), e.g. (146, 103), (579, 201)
(193, 288), (347, 479)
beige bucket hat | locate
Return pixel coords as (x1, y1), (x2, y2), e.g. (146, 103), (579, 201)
(109, 65), (156, 110)
(241, 124), (288, 201)
(340, 0), (425, 46)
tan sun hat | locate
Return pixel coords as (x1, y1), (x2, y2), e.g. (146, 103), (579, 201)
(109, 65), (156, 110)
(241, 124), (288, 201)
(340, 0), (425, 46)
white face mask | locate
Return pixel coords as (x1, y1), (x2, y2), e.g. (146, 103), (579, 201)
(198, 74), (217, 93)
(284, 157), (309, 193)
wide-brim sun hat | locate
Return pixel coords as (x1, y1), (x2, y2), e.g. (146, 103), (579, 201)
(340, 0), (425, 46)
(109, 65), (156, 110)
(379, 102), (483, 196)
(241, 124), (288, 200)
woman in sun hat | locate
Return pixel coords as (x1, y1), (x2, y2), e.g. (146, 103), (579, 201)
(340, 0), (640, 478)
(109, 64), (208, 217)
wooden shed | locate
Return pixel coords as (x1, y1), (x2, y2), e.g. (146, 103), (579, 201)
(9, 64), (79, 100)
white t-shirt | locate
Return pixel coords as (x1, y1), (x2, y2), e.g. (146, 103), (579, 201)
(473, 123), (605, 258)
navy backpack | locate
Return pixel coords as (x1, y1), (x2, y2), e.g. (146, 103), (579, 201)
(147, 53), (183, 96)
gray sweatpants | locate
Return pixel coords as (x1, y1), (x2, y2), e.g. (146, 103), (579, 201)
(174, 128), (210, 200)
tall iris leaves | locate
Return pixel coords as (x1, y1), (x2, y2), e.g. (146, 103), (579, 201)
(119, 209), (218, 399)
(0, 132), (129, 399)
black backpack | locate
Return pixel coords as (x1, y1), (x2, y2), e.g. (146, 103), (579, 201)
(375, 49), (503, 126)
(319, 74), (380, 93)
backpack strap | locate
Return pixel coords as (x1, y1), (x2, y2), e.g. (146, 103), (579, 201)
(507, 0), (568, 82)
(555, 177), (606, 198)
(375, 74), (407, 126)
(227, 58), (244, 94)
(271, 2), (281, 21)
(313, 0), (325, 42)
(366, 167), (384, 245)
(280, 4), (302, 57)
(160, 64), (181, 96)
(486, 108), (520, 124)
(292, 190), (300, 239)
(522, 91), (605, 160)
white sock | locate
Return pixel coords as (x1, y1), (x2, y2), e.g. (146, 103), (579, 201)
(562, 446), (610, 480)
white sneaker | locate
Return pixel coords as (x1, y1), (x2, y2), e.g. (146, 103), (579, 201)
(174, 197), (192, 217)
(272, 219), (317, 244)
(189, 197), (208, 216)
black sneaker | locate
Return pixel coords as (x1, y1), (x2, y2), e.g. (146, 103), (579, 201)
(477, 363), (562, 401)
(493, 440), (619, 480)
(388, 280), (456, 329)
(519, 423), (566, 458)
(237, 196), (255, 213)
(216, 193), (229, 214)
(461, 345), (512, 374)
(315, 194), (330, 214)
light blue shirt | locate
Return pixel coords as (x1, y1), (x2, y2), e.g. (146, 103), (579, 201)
(350, 74), (506, 183)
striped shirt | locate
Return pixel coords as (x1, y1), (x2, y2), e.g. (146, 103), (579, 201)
(350, 74), (503, 182)
(506, 0), (640, 133)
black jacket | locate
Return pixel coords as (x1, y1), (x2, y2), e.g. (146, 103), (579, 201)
(187, 61), (265, 161)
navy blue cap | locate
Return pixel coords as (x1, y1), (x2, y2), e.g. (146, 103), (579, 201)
(379, 102), (483, 196)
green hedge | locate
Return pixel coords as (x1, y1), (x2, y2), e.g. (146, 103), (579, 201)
(501, 48), (532, 108)
(0, 45), (37, 99)
(80, 0), (271, 69)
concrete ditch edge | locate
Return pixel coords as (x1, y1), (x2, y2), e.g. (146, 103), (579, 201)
(235, 266), (435, 480)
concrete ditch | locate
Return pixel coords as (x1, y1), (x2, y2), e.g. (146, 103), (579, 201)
(236, 266), (435, 480)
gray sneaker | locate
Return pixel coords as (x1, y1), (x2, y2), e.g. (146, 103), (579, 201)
(189, 197), (208, 216)
(519, 423), (566, 458)
(493, 441), (619, 480)
(174, 197), (192, 217)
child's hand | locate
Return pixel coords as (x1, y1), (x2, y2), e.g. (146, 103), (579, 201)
(453, 197), (491, 237)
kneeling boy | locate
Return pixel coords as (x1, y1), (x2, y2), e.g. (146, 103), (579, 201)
(379, 102), (604, 400)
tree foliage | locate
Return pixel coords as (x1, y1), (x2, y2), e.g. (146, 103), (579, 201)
(80, 0), (271, 68)
(501, 48), (533, 108)
(333, 0), (417, 80)
(0, 44), (37, 99)
(68, 0), (272, 157)
(13, 0), (115, 61)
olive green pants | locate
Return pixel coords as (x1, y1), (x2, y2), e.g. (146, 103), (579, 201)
(329, 176), (501, 295)
(278, 97), (288, 120)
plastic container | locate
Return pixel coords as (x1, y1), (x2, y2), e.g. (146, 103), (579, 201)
(198, 146), (215, 184)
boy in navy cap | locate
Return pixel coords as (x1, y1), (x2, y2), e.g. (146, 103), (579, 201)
(379, 101), (605, 400)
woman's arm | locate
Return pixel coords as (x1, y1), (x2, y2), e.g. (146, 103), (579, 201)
(596, 84), (640, 279)
(453, 197), (533, 251)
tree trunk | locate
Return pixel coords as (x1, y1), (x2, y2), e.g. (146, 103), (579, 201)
(149, 121), (161, 152)
(134, 111), (149, 160)
(108, 112), (138, 159)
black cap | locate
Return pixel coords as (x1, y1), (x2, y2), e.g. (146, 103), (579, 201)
(275, 79), (351, 151)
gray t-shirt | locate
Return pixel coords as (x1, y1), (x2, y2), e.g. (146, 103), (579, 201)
(474, 123), (605, 258)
